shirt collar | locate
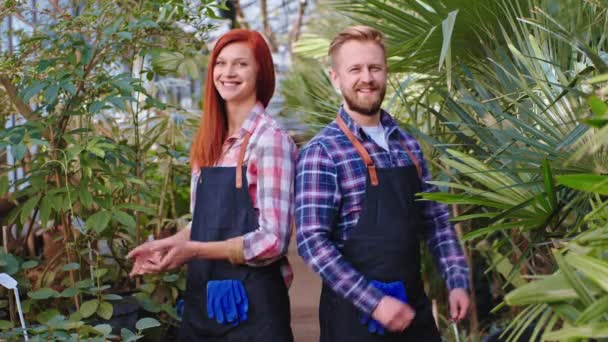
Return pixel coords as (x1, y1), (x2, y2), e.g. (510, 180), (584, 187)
(337, 105), (400, 140)
(227, 101), (265, 141)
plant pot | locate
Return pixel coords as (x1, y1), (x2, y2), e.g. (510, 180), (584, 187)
(90, 295), (139, 335)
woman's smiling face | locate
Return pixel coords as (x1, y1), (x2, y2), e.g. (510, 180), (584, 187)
(213, 41), (259, 104)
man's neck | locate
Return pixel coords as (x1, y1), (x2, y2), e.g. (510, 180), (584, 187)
(343, 104), (381, 127)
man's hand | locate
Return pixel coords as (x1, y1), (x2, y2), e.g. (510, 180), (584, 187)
(448, 288), (470, 322)
(371, 296), (416, 332)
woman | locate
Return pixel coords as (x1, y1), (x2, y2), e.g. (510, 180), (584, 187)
(127, 29), (295, 341)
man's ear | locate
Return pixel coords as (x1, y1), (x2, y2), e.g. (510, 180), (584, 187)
(329, 67), (340, 89)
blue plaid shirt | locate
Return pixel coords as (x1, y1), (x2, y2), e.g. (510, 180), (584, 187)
(295, 107), (469, 315)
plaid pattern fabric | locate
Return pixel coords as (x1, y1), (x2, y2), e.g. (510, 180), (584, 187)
(295, 107), (469, 314)
(191, 102), (296, 287)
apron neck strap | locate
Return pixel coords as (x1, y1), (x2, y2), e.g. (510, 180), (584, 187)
(236, 131), (252, 189)
(336, 115), (379, 186)
(336, 115), (424, 183)
(397, 140), (422, 179)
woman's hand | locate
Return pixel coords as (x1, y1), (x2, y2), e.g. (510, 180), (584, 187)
(128, 250), (163, 277)
(128, 236), (180, 276)
(153, 240), (198, 271)
(128, 238), (198, 275)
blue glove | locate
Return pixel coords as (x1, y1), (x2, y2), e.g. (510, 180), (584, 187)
(359, 280), (408, 335)
(206, 280), (248, 325)
(176, 299), (185, 319)
(384, 281), (408, 303)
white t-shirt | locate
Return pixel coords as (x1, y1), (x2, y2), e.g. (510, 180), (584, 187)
(361, 124), (389, 152)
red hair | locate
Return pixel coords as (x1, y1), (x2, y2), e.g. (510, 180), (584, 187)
(191, 29), (275, 168)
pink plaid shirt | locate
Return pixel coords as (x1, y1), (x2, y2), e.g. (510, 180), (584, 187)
(190, 102), (296, 287)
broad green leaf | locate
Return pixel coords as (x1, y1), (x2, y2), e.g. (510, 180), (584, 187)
(162, 274), (178, 282)
(117, 203), (155, 215)
(44, 83), (60, 103)
(36, 309), (61, 324)
(28, 288), (58, 300)
(39, 196), (51, 229)
(108, 97), (126, 111)
(94, 324), (112, 336)
(0, 320), (13, 330)
(121, 328), (136, 342)
(113, 211), (136, 228)
(21, 260), (39, 269)
(20, 194), (41, 225)
(588, 96), (607, 117)
(136, 317), (160, 331)
(79, 185), (94, 209)
(61, 82), (77, 95)
(88, 147), (105, 159)
(556, 174), (608, 195)
(21, 82), (47, 102)
(89, 101), (105, 114)
(80, 299), (99, 318)
(0, 252), (20, 275)
(86, 211), (112, 233)
(102, 294), (123, 301)
(134, 292), (161, 313)
(94, 268), (108, 278)
(89, 285), (111, 292)
(161, 302), (180, 321)
(10, 144), (27, 162)
(139, 283), (156, 294)
(62, 262), (80, 271)
(75, 278), (94, 289)
(60, 287), (78, 298)
(97, 301), (113, 320)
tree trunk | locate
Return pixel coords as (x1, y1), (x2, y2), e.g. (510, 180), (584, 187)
(289, 0), (307, 50)
(260, 0), (277, 52)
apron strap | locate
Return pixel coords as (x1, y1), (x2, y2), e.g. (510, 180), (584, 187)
(336, 115), (379, 186)
(336, 115), (424, 184)
(397, 140), (422, 179)
(236, 131), (252, 188)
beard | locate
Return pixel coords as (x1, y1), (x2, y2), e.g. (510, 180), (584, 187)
(341, 82), (386, 116)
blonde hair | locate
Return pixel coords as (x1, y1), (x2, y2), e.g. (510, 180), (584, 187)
(328, 25), (386, 65)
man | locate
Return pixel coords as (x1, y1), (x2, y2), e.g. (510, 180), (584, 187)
(295, 26), (470, 341)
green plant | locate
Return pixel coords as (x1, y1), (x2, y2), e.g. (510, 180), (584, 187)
(0, 0), (222, 338)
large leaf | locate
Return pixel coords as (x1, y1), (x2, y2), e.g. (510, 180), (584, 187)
(136, 317), (161, 330)
(505, 273), (577, 305)
(86, 211), (112, 233)
(565, 253), (608, 293)
(20, 194), (41, 225)
(97, 301), (113, 320)
(80, 299), (99, 318)
(557, 174), (608, 195)
(543, 323), (608, 339)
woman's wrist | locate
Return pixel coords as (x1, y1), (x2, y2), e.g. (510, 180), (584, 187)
(226, 237), (245, 264)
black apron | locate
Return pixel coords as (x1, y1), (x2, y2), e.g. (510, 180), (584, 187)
(179, 132), (293, 341)
(319, 116), (441, 342)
